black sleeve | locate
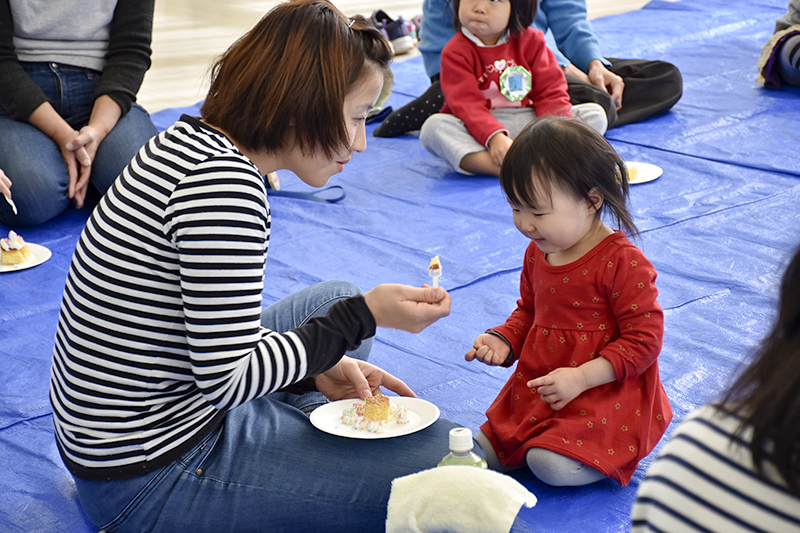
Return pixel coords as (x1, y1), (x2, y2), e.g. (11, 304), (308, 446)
(0, 0), (49, 121)
(281, 295), (377, 394)
(94, 0), (155, 115)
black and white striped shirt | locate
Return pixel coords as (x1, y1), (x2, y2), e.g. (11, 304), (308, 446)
(50, 116), (374, 480)
(631, 404), (800, 532)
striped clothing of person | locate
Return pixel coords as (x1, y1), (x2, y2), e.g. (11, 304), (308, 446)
(631, 403), (800, 532)
(50, 115), (373, 480)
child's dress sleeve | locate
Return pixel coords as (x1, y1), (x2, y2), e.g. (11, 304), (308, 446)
(598, 243), (664, 382)
(489, 243), (537, 366)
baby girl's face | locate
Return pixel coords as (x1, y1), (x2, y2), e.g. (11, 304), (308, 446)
(510, 181), (604, 266)
(459, 0), (511, 46)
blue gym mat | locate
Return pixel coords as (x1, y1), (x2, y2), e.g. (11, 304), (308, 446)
(2, 0), (799, 531)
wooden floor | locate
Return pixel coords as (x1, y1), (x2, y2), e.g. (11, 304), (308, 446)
(139, 0), (661, 113)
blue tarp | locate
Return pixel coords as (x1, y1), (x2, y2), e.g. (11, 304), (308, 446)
(2, 0), (798, 531)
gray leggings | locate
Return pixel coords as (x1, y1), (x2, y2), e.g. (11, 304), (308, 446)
(475, 431), (607, 486)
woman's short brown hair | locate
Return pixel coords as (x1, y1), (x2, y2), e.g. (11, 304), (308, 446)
(201, 0), (392, 158)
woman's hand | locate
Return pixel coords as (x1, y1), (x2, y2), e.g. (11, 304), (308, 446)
(65, 96), (123, 207)
(0, 168), (11, 202)
(586, 59), (624, 110)
(563, 62), (591, 84)
(314, 356), (416, 401)
(465, 333), (510, 366)
(60, 130), (93, 208)
(29, 96), (122, 209)
(29, 102), (92, 208)
(363, 283), (450, 333)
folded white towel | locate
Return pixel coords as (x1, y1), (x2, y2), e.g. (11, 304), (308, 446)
(386, 466), (537, 533)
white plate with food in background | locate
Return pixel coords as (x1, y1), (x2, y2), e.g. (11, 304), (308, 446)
(0, 243), (52, 273)
(310, 397), (440, 439)
(625, 161), (663, 184)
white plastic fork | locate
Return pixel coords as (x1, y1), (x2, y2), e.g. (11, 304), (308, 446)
(428, 255), (442, 288)
(4, 195), (17, 215)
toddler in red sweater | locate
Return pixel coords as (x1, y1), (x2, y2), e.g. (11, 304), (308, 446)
(419, 0), (607, 177)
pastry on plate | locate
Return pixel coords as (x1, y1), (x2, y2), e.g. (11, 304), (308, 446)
(1, 230), (32, 265)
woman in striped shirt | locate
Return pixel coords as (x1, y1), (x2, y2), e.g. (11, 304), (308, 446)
(631, 241), (800, 532)
(49, 1), (466, 531)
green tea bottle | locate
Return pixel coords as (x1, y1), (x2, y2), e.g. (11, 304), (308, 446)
(437, 427), (488, 468)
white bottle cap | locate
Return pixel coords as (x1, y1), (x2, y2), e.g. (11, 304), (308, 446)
(449, 427), (474, 452)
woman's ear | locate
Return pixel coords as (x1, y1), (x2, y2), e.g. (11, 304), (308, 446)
(587, 187), (604, 212)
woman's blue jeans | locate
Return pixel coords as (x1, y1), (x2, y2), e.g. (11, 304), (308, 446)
(0, 63), (158, 227)
(71, 280), (475, 532)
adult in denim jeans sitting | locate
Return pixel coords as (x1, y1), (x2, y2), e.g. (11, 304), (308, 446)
(50, 1), (472, 531)
(0, 0), (158, 228)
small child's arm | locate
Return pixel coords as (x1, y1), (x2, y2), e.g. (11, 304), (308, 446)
(487, 132), (513, 168)
(527, 357), (616, 411)
(478, 242), (538, 366)
(465, 331), (513, 366)
(599, 248), (664, 381)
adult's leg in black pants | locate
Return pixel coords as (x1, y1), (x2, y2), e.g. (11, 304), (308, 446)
(373, 58), (682, 136)
(567, 58), (683, 128)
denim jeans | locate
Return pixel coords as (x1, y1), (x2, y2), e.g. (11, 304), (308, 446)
(0, 63), (158, 227)
(72, 280), (476, 532)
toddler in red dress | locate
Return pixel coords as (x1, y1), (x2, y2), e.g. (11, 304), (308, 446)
(467, 116), (672, 486)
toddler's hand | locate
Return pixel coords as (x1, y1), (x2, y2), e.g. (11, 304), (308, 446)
(528, 367), (588, 411)
(487, 133), (513, 168)
(465, 333), (509, 366)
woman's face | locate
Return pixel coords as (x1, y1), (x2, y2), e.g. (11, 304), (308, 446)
(288, 68), (384, 188)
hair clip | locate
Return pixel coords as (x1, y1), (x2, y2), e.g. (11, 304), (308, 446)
(348, 17), (356, 28)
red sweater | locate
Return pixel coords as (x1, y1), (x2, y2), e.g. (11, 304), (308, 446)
(440, 28), (572, 147)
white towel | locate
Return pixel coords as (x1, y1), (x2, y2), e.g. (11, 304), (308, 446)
(385, 466), (537, 533)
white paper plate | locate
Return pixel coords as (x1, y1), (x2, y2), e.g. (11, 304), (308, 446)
(0, 243), (52, 273)
(310, 397), (440, 439)
(625, 161), (663, 184)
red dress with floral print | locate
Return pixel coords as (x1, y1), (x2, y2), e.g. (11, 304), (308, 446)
(481, 231), (672, 485)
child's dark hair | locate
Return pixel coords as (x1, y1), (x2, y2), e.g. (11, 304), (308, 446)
(452, 0), (537, 36)
(722, 241), (800, 497)
(500, 116), (639, 238)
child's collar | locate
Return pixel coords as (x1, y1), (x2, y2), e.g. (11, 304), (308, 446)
(461, 27), (510, 47)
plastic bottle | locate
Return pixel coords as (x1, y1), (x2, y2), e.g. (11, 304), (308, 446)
(437, 427), (488, 468)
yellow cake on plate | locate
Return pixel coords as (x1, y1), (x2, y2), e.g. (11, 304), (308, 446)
(1, 230), (32, 265)
(364, 395), (391, 422)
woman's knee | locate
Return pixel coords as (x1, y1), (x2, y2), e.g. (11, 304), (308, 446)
(316, 280), (364, 300)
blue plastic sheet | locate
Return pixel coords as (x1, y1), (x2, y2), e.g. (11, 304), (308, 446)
(2, 0), (799, 531)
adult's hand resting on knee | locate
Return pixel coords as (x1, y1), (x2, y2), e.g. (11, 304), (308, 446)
(363, 283), (451, 333)
(586, 59), (625, 110)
